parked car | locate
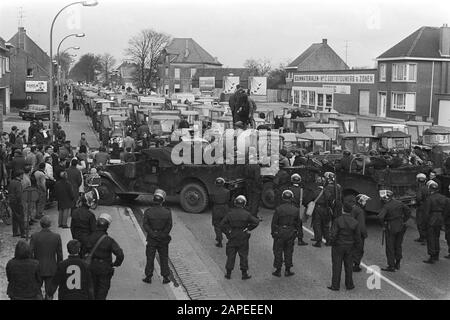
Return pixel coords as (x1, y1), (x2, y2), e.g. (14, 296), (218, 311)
(19, 104), (57, 121)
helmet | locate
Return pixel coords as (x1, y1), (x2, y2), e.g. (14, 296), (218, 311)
(416, 173), (426, 182)
(379, 189), (393, 201)
(426, 180), (439, 190)
(282, 189), (294, 200)
(315, 176), (325, 186)
(291, 173), (301, 184)
(215, 177), (225, 186)
(234, 195), (247, 207)
(83, 190), (99, 208)
(324, 172), (335, 182)
(153, 189), (166, 203)
(356, 194), (371, 207)
(98, 213), (112, 225)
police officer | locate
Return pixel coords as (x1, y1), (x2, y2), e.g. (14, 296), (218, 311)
(307, 176), (332, 247)
(273, 168), (291, 207)
(288, 173), (308, 246)
(422, 181), (446, 264)
(324, 172), (342, 220)
(414, 173), (429, 244)
(211, 178), (230, 248)
(85, 213), (124, 300)
(220, 195), (259, 280)
(328, 195), (361, 291)
(245, 165), (262, 220)
(70, 192), (97, 257)
(142, 189), (172, 284)
(352, 194), (370, 272)
(377, 190), (411, 272)
(271, 190), (301, 277)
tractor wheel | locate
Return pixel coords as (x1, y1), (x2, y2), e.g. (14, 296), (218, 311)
(180, 182), (208, 213)
(261, 181), (276, 209)
(97, 179), (116, 206)
(118, 194), (139, 202)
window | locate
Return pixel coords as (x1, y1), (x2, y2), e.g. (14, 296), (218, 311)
(391, 92), (416, 111)
(326, 94), (332, 107)
(1, 57), (5, 75)
(174, 68), (180, 79)
(293, 90), (300, 105)
(308, 91), (315, 107)
(6, 57), (10, 72)
(27, 68), (33, 77)
(379, 63), (386, 81)
(0, 58), (2, 78)
(190, 68), (196, 78)
(300, 90), (308, 105)
(392, 63), (416, 82)
(317, 94), (324, 111)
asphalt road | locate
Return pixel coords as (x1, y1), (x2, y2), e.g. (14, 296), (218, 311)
(130, 197), (450, 300)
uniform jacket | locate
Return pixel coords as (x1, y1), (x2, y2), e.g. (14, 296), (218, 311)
(351, 205), (367, 238)
(416, 184), (429, 207)
(325, 182), (343, 214)
(54, 179), (75, 210)
(330, 212), (361, 247)
(271, 202), (301, 239)
(30, 229), (63, 277)
(211, 187), (230, 223)
(377, 199), (411, 233)
(423, 192), (447, 227)
(288, 184), (304, 208)
(49, 255), (94, 300)
(70, 206), (97, 243)
(6, 258), (42, 299)
(86, 230), (124, 267)
(143, 205), (173, 242)
(220, 208), (259, 244)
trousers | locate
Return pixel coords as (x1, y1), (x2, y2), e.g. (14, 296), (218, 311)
(331, 245), (354, 289)
(90, 263), (114, 300)
(41, 276), (54, 299)
(426, 225), (442, 258)
(225, 240), (249, 271)
(248, 192), (261, 218)
(416, 205), (428, 240)
(36, 188), (46, 217)
(145, 241), (170, 278)
(385, 228), (406, 267)
(10, 203), (25, 236)
(58, 208), (71, 226)
(273, 236), (295, 269)
(353, 237), (365, 266)
(312, 207), (331, 242)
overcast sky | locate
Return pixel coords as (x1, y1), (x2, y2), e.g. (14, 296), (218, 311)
(1, 0), (449, 69)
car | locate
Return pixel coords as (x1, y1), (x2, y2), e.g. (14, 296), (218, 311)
(19, 104), (51, 120)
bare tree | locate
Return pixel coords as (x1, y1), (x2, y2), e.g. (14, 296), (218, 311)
(100, 53), (116, 84)
(125, 29), (171, 93)
(244, 58), (272, 76)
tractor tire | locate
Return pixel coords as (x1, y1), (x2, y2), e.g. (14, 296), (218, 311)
(261, 181), (276, 209)
(180, 182), (208, 213)
(97, 179), (116, 206)
(118, 194), (139, 202)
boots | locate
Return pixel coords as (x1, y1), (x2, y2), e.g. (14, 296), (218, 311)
(297, 239), (308, 246)
(241, 270), (251, 280)
(312, 241), (321, 248)
(215, 240), (223, 248)
(142, 276), (152, 283)
(353, 264), (362, 272)
(224, 269), (232, 279)
(272, 268), (281, 277)
(394, 259), (401, 270)
(284, 268), (294, 277)
(162, 276), (171, 284)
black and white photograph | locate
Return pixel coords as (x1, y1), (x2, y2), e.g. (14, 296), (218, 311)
(0, 0), (450, 307)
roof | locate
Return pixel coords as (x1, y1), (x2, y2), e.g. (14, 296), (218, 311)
(371, 123), (407, 128)
(377, 26), (448, 60)
(380, 131), (411, 138)
(297, 131), (331, 141)
(280, 132), (309, 142)
(306, 123), (340, 129)
(329, 116), (357, 121)
(339, 133), (377, 139)
(423, 126), (450, 135)
(405, 121), (433, 126)
(164, 38), (222, 65)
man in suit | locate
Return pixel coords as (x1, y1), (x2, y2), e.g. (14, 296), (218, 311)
(30, 216), (63, 300)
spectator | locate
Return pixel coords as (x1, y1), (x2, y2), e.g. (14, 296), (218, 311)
(30, 215), (63, 300)
(35, 145), (44, 165)
(64, 102), (71, 122)
(34, 162), (47, 220)
(71, 193), (97, 257)
(123, 147), (136, 163)
(6, 240), (42, 300)
(94, 146), (110, 166)
(9, 126), (18, 146)
(123, 133), (135, 152)
(78, 133), (90, 150)
(26, 146), (37, 172)
(54, 171), (75, 228)
(66, 158), (82, 210)
(10, 149), (26, 177)
(9, 170), (25, 238)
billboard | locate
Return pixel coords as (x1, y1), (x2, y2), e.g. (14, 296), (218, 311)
(223, 76), (240, 94)
(249, 77), (267, 95)
(25, 81), (47, 93)
(199, 77), (215, 89)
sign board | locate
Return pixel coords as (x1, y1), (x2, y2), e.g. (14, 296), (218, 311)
(223, 76), (240, 94)
(140, 96), (166, 104)
(249, 77), (267, 95)
(323, 85), (351, 94)
(172, 93), (195, 102)
(25, 81), (48, 93)
(199, 77), (215, 89)
(293, 74), (375, 84)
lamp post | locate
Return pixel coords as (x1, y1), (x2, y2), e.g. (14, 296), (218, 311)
(49, 0), (98, 138)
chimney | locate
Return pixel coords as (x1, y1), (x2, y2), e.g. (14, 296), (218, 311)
(18, 27), (26, 51)
(184, 39), (189, 58)
(440, 24), (450, 57)
(322, 39), (327, 45)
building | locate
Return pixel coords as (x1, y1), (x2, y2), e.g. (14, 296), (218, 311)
(114, 61), (137, 90)
(0, 36), (12, 122)
(376, 24), (450, 124)
(158, 38), (222, 95)
(286, 39), (377, 115)
(8, 27), (51, 108)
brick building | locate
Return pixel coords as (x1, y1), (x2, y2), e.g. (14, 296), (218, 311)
(8, 27), (51, 108)
(158, 38), (222, 95)
(0, 37), (12, 121)
(376, 24), (450, 124)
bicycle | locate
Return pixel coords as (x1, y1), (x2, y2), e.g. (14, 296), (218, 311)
(0, 187), (12, 225)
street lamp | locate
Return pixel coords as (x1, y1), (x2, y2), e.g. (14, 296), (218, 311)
(49, 1), (98, 138)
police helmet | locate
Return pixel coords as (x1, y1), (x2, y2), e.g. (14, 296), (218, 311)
(315, 176), (325, 185)
(282, 189), (294, 201)
(291, 173), (301, 184)
(324, 172), (335, 182)
(153, 189), (166, 203)
(356, 194), (371, 206)
(379, 189), (393, 201)
(98, 213), (112, 227)
(426, 180), (439, 190)
(234, 195), (247, 207)
(416, 173), (426, 183)
(215, 177), (225, 186)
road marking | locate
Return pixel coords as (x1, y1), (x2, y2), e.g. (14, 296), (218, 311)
(302, 225), (421, 300)
(124, 207), (190, 300)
